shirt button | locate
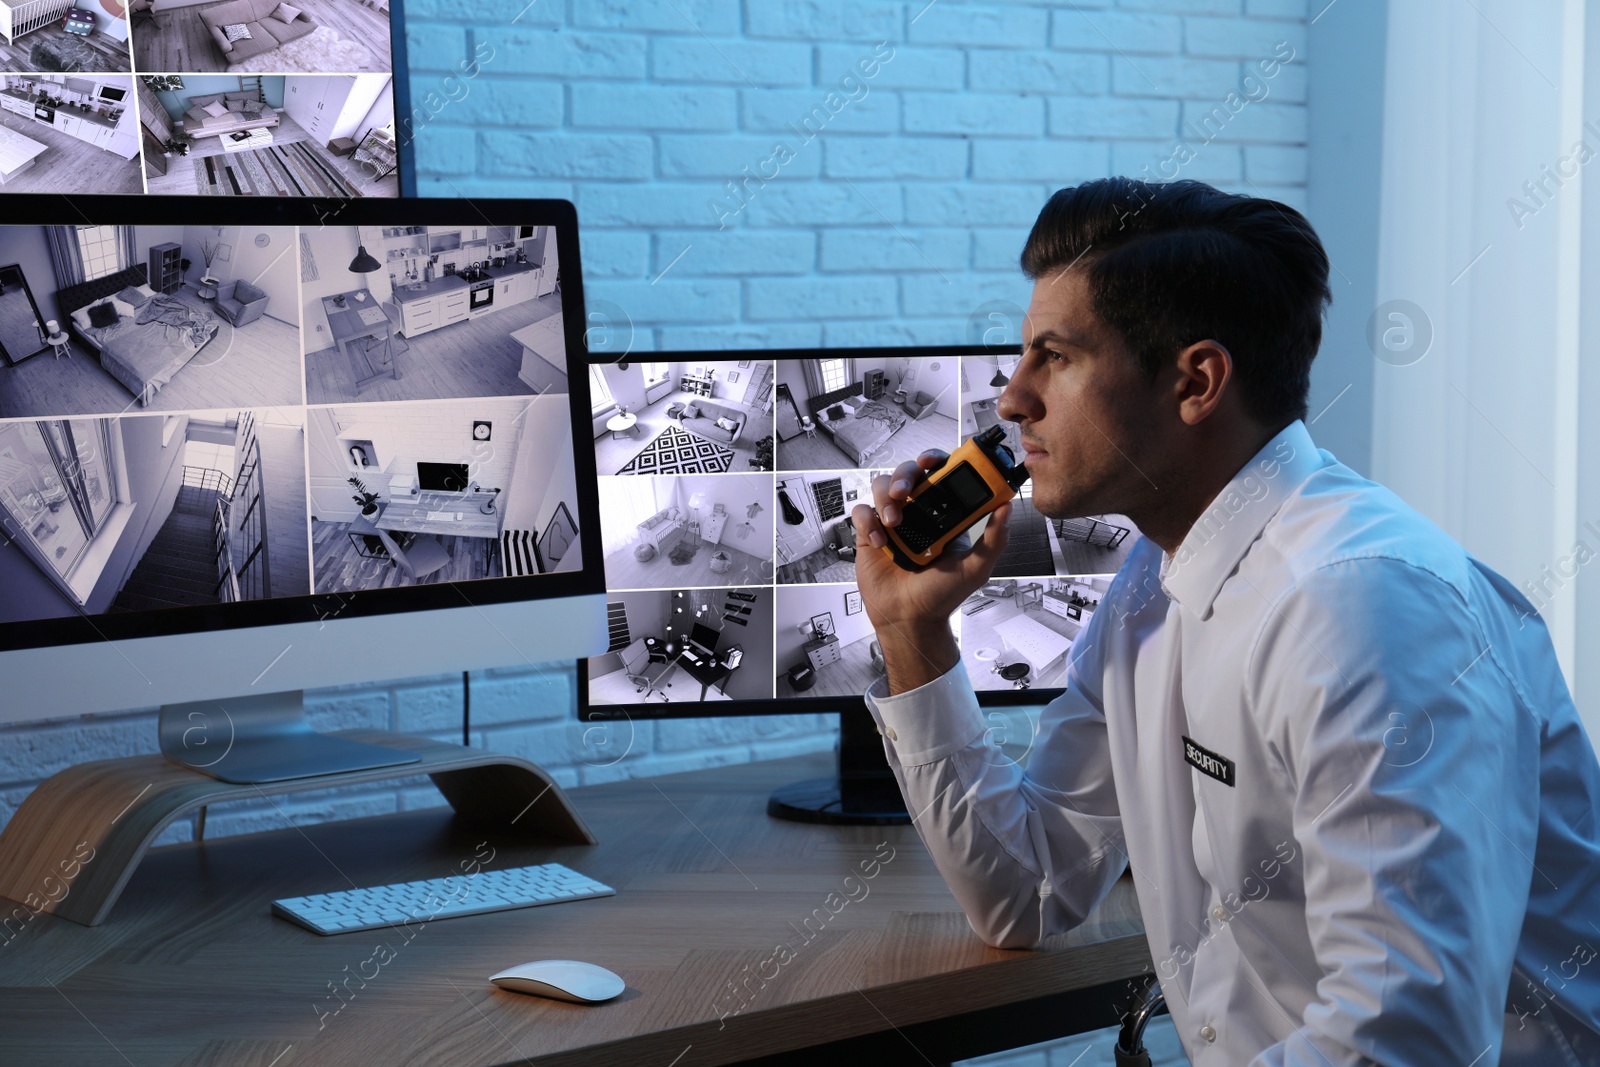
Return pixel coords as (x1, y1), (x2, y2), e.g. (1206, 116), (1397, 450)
(1212, 905), (1228, 922)
(884, 725), (897, 742)
(1199, 1025), (1216, 1043)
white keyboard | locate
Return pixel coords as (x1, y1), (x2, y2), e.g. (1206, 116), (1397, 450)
(272, 862), (614, 935)
(425, 510), (460, 521)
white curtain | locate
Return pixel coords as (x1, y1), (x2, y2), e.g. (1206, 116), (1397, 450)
(600, 477), (669, 555)
(45, 227), (85, 290)
(1371, 0), (1596, 716)
(300, 232), (319, 283)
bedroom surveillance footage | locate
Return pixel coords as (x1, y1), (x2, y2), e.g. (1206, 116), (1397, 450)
(0, 220), (578, 625)
(585, 352), (1145, 706)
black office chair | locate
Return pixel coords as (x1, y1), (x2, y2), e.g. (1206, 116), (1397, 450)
(1114, 977), (1168, 1066)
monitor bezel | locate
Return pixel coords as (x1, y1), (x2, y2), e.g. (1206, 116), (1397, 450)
(390, 0), (417, 198)
(416, 461), (472, 492)
(0, 194), (603, 654)
(688, 621), (720, 654)
(575, 342), (1073, 720)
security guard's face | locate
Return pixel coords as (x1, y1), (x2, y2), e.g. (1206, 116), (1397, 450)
(999, 267), (1166, 521)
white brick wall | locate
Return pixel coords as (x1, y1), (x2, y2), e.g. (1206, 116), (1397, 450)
(405, 0), (1313, 351)
(324, 397), (530, 492)
(0, 664), (837, 846)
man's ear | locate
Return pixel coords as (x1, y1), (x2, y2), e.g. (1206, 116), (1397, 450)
(1172, 340), (1232, 426)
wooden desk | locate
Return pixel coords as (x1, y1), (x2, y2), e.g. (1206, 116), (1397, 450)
(0, 753), (1151, 1067)
(375, 495), (500, 540)
(669, 648), (736, 699)
(323, 288), (398, 392)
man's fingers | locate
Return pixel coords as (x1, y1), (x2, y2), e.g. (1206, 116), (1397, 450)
(961, 501), (1012, 579)
(878, 463), (920, 526)
(887, 459), (923, 499)
(871, 472), (899, 525)
(852, 503), (885, 549)
(878, 452), (947, 526)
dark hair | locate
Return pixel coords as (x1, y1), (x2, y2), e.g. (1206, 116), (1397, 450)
(1020, 178), (1331, 427)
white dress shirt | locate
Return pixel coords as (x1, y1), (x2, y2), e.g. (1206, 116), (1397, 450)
(867, 419), (1600, 1066)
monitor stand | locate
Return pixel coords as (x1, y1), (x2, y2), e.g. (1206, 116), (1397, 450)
(1, 696), (595, 926)
(767, 703), (910, 825)
(158, 690), (421, 783)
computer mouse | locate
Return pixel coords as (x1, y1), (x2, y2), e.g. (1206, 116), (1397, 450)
(488, 959), (625, 1004)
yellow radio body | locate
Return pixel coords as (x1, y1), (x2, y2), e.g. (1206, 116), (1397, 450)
(880, 425), (1031, 570)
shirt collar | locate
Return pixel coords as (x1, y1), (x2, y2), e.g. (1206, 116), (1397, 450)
(1158, 419), (1327, 620)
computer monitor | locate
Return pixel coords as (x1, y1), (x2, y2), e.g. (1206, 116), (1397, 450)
(0, 194), (605, 783)
(577, 346), (1144, 823)
(417, 461), (470, 492)
(688, 622), (719, 655)
(0, 8), (417, 199)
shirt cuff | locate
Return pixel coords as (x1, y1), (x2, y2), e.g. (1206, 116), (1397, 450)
(863, 658), (988, 766)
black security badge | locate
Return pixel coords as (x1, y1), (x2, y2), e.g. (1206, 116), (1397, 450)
(1183, 735), (1235, 787)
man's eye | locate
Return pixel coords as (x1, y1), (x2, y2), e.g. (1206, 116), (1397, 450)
(1046, 349), (1068, 363)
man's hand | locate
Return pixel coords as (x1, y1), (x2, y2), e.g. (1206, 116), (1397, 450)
(851, 449), (1011, 695)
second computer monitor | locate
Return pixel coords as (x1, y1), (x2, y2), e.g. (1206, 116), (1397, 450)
(578, 345), (1145, 720)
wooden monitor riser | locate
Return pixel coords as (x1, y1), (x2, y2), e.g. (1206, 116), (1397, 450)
(0, 729), (591, 927)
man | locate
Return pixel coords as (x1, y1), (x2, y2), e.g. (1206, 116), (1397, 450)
(850, 178), (1600, 1066)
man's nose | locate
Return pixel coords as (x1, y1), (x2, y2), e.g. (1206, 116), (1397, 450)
(996, 363), (1038, 424)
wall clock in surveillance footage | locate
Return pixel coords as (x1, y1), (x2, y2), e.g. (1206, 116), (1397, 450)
(473, 421), (492, 441)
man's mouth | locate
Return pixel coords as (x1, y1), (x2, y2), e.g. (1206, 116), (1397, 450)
(1020, 440), (1048, 465)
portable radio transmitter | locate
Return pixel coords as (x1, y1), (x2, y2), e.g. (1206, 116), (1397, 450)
(879, 424), (1031, 570)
